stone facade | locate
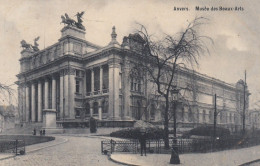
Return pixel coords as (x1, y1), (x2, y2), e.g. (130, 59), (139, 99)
(17, 25), (250, 132)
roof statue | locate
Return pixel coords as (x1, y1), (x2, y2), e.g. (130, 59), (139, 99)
(20, 37), (40, 52)
(20, 40), (32, 50)
(61, 11), (86, 31)
(32, 36), (40, 52)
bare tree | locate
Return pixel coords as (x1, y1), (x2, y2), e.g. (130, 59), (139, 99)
(0, 83), (15, 104)
(133, 17), (212, 148)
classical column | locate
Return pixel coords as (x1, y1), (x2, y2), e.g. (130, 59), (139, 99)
(44, 78), (49, 109)
(108, 57), (120, 119)
(38, 80), (42, 122)
(31, 83), (36, 122)
(85, 70), (88, 95)
(91, 68), (94, 93)
(98, 100), (102, 120)
(90, 102), (93, 117)
(52, 76), (56, 110)
(68, 69), (75, 119)
(25, 84), (30, 122)
(60, 71), (64, 119)
(22, 85), (26, 122)
(100, 66), (103, 93)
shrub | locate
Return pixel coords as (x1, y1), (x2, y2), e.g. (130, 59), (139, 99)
(184, 126), (230, 138)
(110, 127), (164, 140)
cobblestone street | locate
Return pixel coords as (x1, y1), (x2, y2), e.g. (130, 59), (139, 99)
(0, 136), (120, 166)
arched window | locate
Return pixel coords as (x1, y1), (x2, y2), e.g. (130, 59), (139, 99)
(220, 112), (223, 123)
(150, 104), (155, 120)
(75, 109), (80, 118)
(197, 109), (200, 123)
(93, 102), (99, 114)
(102, 100), (108, 114)
(181, 107), (185, 121)
(85, 103), (90, 117)
(209, 110), (212, 122)
(136, 101), (142, 120)
(188, 108), (192, 122)
(203, 110), (206, 123)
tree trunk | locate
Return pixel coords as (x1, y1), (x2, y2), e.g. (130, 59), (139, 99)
(164, 98), (170, 149)
(213, 94), (217, 148)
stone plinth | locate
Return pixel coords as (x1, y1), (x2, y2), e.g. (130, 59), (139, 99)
(60, 26), (86, 40)
(21, 49), (34, 58)
(42, 109), (64, 134)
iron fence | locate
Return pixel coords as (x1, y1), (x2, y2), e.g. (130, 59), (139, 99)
(0, 139), (25, 155)
(101, 137), (260, 155)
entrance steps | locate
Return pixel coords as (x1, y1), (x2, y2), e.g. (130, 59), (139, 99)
(1, 122), (43, 135)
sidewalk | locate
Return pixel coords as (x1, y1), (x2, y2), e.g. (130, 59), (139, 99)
(110, 145), (260, 166)
(0, 136), (68, 161)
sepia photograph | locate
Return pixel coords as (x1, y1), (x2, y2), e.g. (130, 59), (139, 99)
(0, 0), (259, 165)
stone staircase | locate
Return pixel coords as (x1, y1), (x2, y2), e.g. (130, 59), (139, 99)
(1, 123), (43, 135)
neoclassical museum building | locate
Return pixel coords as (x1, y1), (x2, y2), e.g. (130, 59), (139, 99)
(17, 20), (250, 132)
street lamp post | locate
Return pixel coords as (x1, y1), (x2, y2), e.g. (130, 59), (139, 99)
(170, 86), (180, 164)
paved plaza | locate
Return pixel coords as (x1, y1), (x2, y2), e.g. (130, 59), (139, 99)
(1, 135), (260, 166)
(0, 136), (120, 166)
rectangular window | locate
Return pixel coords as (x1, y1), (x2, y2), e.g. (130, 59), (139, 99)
(94, 68), (100, 91)
(76, 70), (80, 77)
(138, 84), (141, 92)
(76, 80), (80, 93)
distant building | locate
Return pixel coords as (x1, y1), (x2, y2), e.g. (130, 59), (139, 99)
(0, 105), (15, 132)
(17, 21), (250, 132)
(249, 109), (260, 130)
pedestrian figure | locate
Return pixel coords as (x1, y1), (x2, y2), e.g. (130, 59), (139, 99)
(33, 128), (36, 136)
(43, 129), (45, 135)
(40, 130), (42, 136)
(139, 130), (147, 156)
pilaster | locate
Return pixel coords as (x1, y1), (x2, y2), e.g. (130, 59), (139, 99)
(108, 57), (121, 119)
(68, 68), (76, 119)
(59, 70), (64, 118)
(52, 76), (56, 109)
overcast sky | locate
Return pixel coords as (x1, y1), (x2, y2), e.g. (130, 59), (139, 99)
(0, 0), (259, 109)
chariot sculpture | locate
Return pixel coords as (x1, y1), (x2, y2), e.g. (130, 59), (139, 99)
(61, 11), (86, 31)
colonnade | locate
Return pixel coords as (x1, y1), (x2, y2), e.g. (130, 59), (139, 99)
(18, 58), (122, 123)
(19, 68), (76, 122)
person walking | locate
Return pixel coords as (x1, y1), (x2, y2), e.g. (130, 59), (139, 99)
(139, 130), (147, 156)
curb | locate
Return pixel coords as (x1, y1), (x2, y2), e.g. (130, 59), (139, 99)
(0, 155), (16, 161)
(109, 154), (139, 166)
(26, 137), (69, 154)
(0, 137), (68, 161)
(239, 158), (260, 166)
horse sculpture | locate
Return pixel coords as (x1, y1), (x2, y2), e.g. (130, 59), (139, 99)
(61, 13), (76, 26)
(61, 12), (85, 30)
(20, 40), (32, 50)
(20, 37), (40, 52)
